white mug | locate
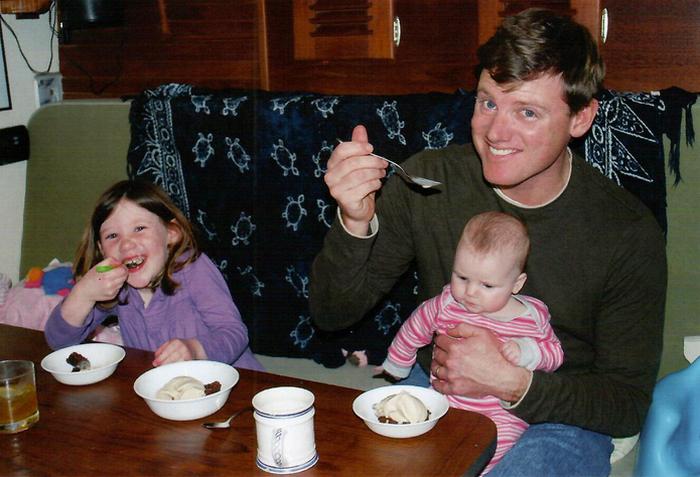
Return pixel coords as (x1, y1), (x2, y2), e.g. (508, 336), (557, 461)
(252, 386), (319, 474)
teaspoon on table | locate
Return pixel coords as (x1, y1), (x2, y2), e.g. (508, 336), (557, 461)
(336, 139), (442, 189)
(202, 406), (254, 429)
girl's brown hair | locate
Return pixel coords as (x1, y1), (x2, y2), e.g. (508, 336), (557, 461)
(74, 179), (200, 297)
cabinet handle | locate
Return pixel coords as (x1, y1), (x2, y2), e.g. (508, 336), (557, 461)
(393, 16), (401, 47)
(600, 8), (609, 44)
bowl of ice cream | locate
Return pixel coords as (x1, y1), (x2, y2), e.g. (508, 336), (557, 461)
(352, 385), (449, 438)
(41, 343), (126, 386)
(133, 360), (239, 421)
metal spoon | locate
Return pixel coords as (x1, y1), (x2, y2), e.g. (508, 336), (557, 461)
(336, 139), (442, 189)
(202, 406), (254, 429)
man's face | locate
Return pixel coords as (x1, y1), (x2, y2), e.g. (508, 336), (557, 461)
(471, 70), (593, 204)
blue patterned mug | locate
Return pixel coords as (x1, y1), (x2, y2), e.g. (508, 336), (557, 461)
(252, 387), (318, 474)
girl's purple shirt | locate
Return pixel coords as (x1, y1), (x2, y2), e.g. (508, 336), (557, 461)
(45, 253), (263, 370)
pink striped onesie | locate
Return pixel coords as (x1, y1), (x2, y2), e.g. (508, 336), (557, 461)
(383, 285), (563, 475)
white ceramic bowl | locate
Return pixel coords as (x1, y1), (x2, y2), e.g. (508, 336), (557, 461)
(352, 385), (450, 438)
(41, 343), (126, 386)
(133, 360), (239, 421)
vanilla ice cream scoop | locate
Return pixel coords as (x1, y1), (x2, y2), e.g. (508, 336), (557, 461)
(156, 376), (206, 400)
(373, 391), (430, 424)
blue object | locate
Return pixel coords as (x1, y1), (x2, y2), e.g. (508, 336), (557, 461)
(41, 266), (75, 295)
(635, 358), (700, 477)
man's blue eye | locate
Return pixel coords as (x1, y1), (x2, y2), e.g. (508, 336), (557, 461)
(523, 109), (536, 118)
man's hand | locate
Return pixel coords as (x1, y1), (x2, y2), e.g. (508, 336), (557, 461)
(325, 125), (388, 236)
(431, 323), (531, 403)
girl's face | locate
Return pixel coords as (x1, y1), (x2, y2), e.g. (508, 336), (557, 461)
(98, 198), (180, 290)
(450, 243), (526, 316)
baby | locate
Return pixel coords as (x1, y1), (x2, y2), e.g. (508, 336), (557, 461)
(381, 211), (563, 474)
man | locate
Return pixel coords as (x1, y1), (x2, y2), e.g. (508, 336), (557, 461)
(310, 8), (666, 476)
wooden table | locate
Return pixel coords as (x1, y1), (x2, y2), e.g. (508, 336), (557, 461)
(0, 324), (496, 476)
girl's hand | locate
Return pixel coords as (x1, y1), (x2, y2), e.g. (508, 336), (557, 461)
(59, 259), (128, 326)
(81, 259), (128, 303)
(153, 338), (207, 367)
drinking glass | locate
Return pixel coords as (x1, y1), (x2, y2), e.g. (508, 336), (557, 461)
(0, 360), (39, 433)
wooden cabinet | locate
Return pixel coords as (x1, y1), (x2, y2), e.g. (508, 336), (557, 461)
(0, 0), (50, 14)
(599, 0), (700, 92)
(476, 0), (700, 92)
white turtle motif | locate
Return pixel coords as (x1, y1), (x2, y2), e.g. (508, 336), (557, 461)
(422, 122), (454, 149)
(271, 96), (303, 115)
(282, 194), (307, 231)
(285, 265), (309, 299)
(196, 209), (217, 240)
(237, 265), (265, 297)
(376, 101), (406, 145)
(222, 96), (247, 116)
(316, 199), (333, 228)
(191, 95), (212, 114)
(192, 133), (214, 167)
(311, 97), (339, 118)
(289, 315), (315, 349)
(271, 139), (299, 176)
(225, 137), (251, 173)
(374, 302), (403, 335)
(230, 211), (256, 246)
(215, 259), (228, 281)
(312, 140), (333, 178)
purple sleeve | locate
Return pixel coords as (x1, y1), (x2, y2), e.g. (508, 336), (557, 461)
(44, 299), (111, 350)
(184, 255), (254, 365)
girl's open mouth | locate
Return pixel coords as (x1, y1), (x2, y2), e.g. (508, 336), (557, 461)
(123, 256), (145, 271)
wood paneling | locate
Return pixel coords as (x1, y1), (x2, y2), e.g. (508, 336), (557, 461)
(268, 0), (479, 94)
(59, 0), (266, 99)
(600, 0), (700, 92)
(293, 0), (396, 60)
(57, 0), (700, 99)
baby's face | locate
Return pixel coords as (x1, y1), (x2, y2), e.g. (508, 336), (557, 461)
(450, 246), (524, 315)
(98, 199), (178, 290)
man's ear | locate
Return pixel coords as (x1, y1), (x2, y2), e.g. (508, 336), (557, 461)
(512, 272), (527, 295)
(569, 98), (599, 138)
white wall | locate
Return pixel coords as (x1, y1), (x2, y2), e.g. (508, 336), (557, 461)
(0, 8), (59, 283)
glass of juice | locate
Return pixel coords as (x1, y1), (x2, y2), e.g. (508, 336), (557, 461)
(0, 360), (39, 433)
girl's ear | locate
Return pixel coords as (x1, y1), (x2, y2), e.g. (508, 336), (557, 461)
(512, 272), (527, 295)
(166, 220), (182, 245)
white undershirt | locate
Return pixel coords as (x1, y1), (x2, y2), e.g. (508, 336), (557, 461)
(493, 147), (573, 209)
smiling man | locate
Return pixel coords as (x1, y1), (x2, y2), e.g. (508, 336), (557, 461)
(310, 8), (666, 476)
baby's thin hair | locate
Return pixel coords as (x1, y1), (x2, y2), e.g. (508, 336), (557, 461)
(462, 211), (530, 270)
(74, 179), (200, 300)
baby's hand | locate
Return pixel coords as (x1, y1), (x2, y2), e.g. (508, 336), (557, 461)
(372, 366), (400, 384)
(153, 338), (205, 367)
(500, 340), (522, 366)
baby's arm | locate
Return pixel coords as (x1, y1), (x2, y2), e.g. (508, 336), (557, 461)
(382, 294), (443, 379)
(502, 337), (542, 370)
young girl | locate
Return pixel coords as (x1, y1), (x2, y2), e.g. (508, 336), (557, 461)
(45, 179), (262, 370)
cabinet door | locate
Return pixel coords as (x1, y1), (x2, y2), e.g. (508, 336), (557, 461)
(600, 0), (700, 91)
(0, 0), (50, 14)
